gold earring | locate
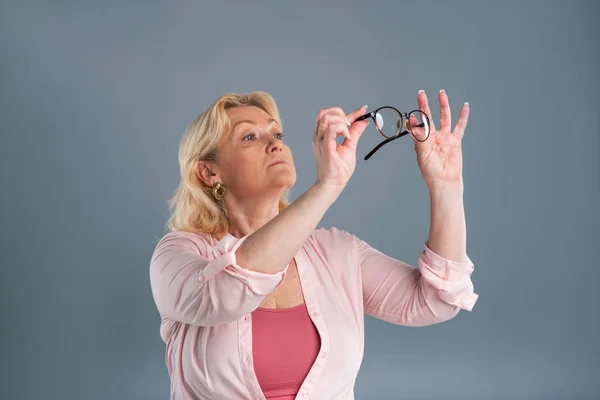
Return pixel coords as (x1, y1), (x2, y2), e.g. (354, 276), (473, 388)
(212, 182), (226, 200)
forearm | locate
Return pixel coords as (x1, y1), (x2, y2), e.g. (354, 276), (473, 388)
(236, 183), (340, 274)
(427, 180), (469, 263)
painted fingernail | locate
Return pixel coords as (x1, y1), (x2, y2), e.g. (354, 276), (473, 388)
(439, 89), (445, 94)
(345, 118), (351, 126)
(363, 105), (368, 110)
(418, 90), (424, 94)
(464, 102), (469, 106)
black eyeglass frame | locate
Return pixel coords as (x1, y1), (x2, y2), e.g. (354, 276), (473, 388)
(354, 106), (431, 160)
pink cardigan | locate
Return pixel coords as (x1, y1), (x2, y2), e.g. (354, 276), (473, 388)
(149, 227), (479, 399)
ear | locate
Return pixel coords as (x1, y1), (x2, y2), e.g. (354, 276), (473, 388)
(196, 160), (220, 187)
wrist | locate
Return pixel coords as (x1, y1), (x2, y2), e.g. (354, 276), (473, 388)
(311, 182), (342, 204)
(428, 179), (464, 196)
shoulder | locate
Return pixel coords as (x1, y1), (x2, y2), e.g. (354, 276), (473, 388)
(313, 225), (353, 237)
(310, 226), (357, 249)
(304, 227), (361, 273)
(152, 230), (216, 257)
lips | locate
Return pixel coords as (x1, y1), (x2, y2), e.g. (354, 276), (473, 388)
(268, 161), (287, 167)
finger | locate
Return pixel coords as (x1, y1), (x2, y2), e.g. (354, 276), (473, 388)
(408, 98), (432, 151)
(315, 107), (346, 141)
(314, 108), (328, 140)
(323, 121), (349, 155)
(315, 115), (334, 142)
(345, 119), (368, 149)
(317, 107), (348, 125)
(453, 102), (470, 138)
(346, 105), (369, 144)
(320, 119), (349, 143)
(407, 113), (428, 142)
(417, 90), (436, 132)
(439, 89), (451, 130)
(315, 107), (330, 124)
(346, 105), (369, 124)
(319, 114), (350, 140)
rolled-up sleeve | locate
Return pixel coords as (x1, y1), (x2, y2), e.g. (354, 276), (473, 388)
(356, 235), (479, 327)
(149, 232), (289, 327)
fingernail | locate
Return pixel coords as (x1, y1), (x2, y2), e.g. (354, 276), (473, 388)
(345, 117), (351, 126)
(439, 89), (445, 94)
(464, 102), (469, 106)
(363, 105), (368, 110)
(418, 90), (424, 95)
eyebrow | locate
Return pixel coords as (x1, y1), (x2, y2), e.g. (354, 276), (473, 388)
(231, 118), (278, 133)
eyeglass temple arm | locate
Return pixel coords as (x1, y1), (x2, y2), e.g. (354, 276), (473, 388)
(364, 131), (409, 160)
(363, 121), (427, 160)
(354, 114), (371, 122)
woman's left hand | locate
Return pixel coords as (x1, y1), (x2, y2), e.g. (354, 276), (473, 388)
(410, 89), (470, 189)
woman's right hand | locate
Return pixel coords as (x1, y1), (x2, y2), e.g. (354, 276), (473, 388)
(313, 105), (369, 193)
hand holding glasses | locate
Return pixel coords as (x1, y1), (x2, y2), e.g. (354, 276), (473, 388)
(353, 106), (431, 160)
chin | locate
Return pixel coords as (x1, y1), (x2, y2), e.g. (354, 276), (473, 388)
(280, 178), (296, 189)
(274, 175), (296, 190)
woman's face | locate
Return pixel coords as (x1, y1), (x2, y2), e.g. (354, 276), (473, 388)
(213, 105), (296, 199)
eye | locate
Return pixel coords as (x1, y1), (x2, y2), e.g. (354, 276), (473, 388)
(275, 132), (284, 140)
(242, 133), (256, 141)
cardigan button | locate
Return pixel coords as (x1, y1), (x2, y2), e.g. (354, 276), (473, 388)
(198, 273), (205, 282)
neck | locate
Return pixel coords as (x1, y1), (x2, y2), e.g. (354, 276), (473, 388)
(223, 192), (282, 238)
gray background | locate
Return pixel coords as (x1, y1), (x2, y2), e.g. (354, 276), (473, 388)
(1, 1), (598, 399)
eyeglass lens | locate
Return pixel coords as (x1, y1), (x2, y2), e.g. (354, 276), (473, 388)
(374, 107), (401, 138)
(373, 108), (430, 141)
(407, 111), (430, 142)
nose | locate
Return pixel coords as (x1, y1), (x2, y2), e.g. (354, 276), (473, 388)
(267, 136), (283, 153)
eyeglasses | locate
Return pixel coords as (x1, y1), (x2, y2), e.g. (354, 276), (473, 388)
(354, 106), (431, 160)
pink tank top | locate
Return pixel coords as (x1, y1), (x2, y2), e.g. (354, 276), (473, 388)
(251, 302), (321, 400)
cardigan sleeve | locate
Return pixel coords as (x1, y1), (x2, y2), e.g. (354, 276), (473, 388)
(356, 234), (479, 327)
(149, 232), (289, 327)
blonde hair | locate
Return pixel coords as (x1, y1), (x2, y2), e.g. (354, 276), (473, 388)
(165, 91), (291, 236)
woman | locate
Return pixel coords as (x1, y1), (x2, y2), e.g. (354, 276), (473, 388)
(149, 90), (479, 400)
